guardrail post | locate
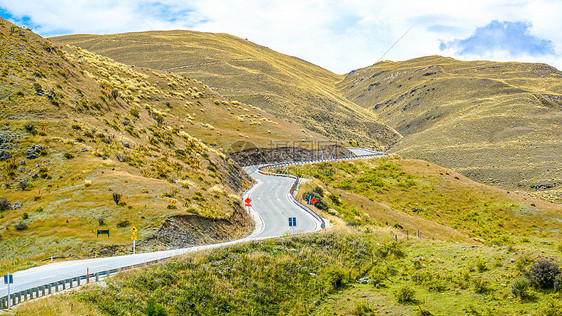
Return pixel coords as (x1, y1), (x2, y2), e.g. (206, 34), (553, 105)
(95, 272), (99, 282)
(41, 286), (45, 296)
(62, 280), (66, 290)
(107, 270), (111, 277)
(1, 297), (5, 309)
(47, 284), (52, 294)
(69, 278), (73, 289)
(77, 276), (81, 286)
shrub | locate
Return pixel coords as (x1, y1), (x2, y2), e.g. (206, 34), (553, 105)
(0, 198), (11, 211)
(312, 186), (324, 197)
(34, 207), (43, 212)
(322, 266), (346, 291)
(395, 285), (416, 303)
(327, 193), (342, 206)
(112, 193), (123, 205)
(511, 277), (530, 299)
(476, 260), (488, 273)
(14, 222), (28, 231)
(472, 277), (490, 294)
(63, 152), (74, 159)
(130, 109), (139, 117)
(351, 301), (373, 315)
(22, 212), (29, 219)
(24, 124), (37, 135)
(526, 260), (560, 290)
(145, 300), (167, 316)
(117, 220), (130, 228)
(376, 242), (405, 259)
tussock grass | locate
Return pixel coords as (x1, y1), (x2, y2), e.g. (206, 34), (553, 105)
(281, 157), (562, 245)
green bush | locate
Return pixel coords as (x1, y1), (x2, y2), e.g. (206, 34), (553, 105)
(145, 300), (167, 316)
(22, 212), (29, 219)
(351, 301), (373, 315)
(0, 198), (11, 211)
(526, 260), (560, 290)
(322, 266), (347, 291)
(395, 285), (416, 303)
(511, 277), (530, 299)
(472, 277), (490, 294)
(63, 152), (74, 159)
(476, 260), (488, 273)
(130, 109), (139, 117)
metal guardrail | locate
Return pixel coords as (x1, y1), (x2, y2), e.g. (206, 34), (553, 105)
(0, 258), (165, 310)
(257, 153), (388, 230)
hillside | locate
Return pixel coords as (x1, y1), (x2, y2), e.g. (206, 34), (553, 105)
(0, 19), (329, 274)
(51, 31), (402, 149)
(19, 158), (562, 315)
(339, 56), (562, 203)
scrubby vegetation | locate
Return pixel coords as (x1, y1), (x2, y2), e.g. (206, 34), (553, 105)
(279, 157), (561, 245)
(19, 231), (562, 315)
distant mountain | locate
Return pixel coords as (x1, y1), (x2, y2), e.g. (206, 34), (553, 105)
(339, 56), (562, 202)
(51, 31), (402, 149)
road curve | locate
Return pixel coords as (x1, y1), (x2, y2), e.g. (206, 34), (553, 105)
(0, 149), (386, 306)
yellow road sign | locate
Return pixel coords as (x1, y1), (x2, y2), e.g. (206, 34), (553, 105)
(130, 226), (138, 234)
(242, 180), (248, 189)
(131, 234), (137, 240)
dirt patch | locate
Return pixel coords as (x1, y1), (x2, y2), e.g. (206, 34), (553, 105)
(143, 204), (252, 248)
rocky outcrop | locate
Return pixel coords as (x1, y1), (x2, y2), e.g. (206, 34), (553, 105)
(144, 204), (251, 248)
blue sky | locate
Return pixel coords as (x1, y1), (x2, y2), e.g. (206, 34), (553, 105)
(0, 0), (560, 73)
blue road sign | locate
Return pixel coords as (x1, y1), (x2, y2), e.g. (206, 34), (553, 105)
(4, 274), (13, 284)
(288, 217), (297, 227)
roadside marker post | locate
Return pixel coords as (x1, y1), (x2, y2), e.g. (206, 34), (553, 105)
(130, 226), (138, 254)
(4, 273), (13, 309)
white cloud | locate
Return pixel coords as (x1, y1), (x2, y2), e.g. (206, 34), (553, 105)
(0, 0), (561, 73)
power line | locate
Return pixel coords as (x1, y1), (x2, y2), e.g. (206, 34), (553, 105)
(376, 24), (415, 63)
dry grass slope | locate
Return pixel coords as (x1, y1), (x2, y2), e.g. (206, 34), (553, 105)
(340, 56), (562, 202)
(51, 31), (402, 148)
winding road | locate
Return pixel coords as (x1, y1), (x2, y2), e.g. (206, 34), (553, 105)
(0, 148), (386, 309)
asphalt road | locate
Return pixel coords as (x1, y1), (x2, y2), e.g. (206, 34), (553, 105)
(0, 148), (383, 301)
(242, 166), (320, 238)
